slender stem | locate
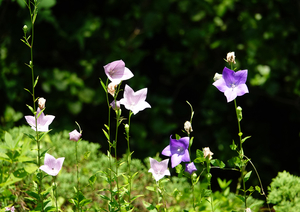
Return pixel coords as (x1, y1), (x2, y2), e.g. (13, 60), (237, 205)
(75, 141), (80, 212)
(114, 108), (121, 210)
(53, 176), (58, 212)
(104, 79), (113, 203)
(126, 111), (133, 203)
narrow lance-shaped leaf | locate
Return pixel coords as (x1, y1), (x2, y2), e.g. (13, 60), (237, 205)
(244, 170), (252, 183)
(34, 76), (39, 88)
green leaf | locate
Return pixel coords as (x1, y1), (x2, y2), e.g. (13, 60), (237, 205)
(79, 198), (92, 206)
(24, 164), (38, 173)
(24, 133), (36, 141)
(34, 76), (39, 87)
(99, 78), (107, 92)
(26, 190), (40, 200)
(142, 201), (158, 212)
(4, 132), (15, 149)
(210, 159), (225, 168)
(89, 174), (97, 188)
(24, 88), (33, 95)
(244, 171), (252, 183)
(241, 136), (251, 144)
(102, 129), (110, 140)
(236, 194), (245, 202)
(255, 185), (261, 193)
(99, 194), (110, 201)
(26, 104), (34, 114)
(146, 186), (155, 192)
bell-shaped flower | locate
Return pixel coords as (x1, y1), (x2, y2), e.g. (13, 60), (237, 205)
(162, 136), (190, 168)
(25, 108), (55, 132)
(213, 67), (249, 102)
(110, 100), (121, 110)
(69, 129), (82, 142)
(148, 157), (170, 181)
(120, 84), (151, 115)
(39, 153), (65, 176)
(185, 162), (197, 174)
(104, 60), (134, 84)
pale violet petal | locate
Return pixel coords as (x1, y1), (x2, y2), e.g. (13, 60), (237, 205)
(213, 78), (227, 92)
(236, 84), (249, 96)
(161, 145), (171, 157)
(235, 69), (248, 85)
(224, 88), (237, 102)
(171, 154), (182, 168)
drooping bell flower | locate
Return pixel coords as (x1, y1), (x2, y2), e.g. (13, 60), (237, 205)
(213, 67), (249, 102)
(148, 157), (170, 181)
(185, 162), (197, 174)
(104, 60), (134, 84)
(120, 84), (151, 115)
(69, 129), (82, 142)
(39, 153), (65, 176)
(25, 108), (55, 132)
(162, 136), (190, 168)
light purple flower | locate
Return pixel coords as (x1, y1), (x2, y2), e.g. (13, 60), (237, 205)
(213, 67), (249, 102)
(5, 206), (15, 212)
(69, 129), (82, 142)
(39, 153), (65, 176)
(162, 136), (190, 168)
(120, 84), (151, 115)
(148, 157), (170, 181)
(185, 162), (197, 174)
(25, 108), (55, 132)
(104, 60), (134, 84)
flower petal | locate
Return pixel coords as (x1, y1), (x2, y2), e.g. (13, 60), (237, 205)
(182, 149), (191, 162)
(222, 67), (235, 87)
(171, 154), (182, 168)
(235, 84), (249, 96)
(213, 78), (227, 92)
(224, 88), (237, 102)
(234, 69), (248, 85)
(161, 145), (171, 156)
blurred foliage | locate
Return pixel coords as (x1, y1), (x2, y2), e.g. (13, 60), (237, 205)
(1, 0), (300, 197)
(268, 171), (300, 212)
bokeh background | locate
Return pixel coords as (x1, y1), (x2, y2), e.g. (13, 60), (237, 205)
(1, 0), (300, 197)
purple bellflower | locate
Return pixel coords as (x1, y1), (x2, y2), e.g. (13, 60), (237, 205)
(213, 67), (249, 102)
(162, 136), (190, 168)
(148, 157), (171, 181)
(25, 108), (55, 132)
(69, 129), (82, 142)
(5, 206), (15, 212)
(185, 162), (197, 174)
(120, 84), (151, 115)
(39, 153), (65, 176)
(104, 60), (134, 84)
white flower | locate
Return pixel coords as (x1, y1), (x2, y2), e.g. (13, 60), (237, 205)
(148, 157), (170, 181)
(107, 82), (118, 96)
(213, 73), (223, 82)
(245, 208), (251, 212)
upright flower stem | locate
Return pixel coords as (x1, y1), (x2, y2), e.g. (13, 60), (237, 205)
(25, 0), (44, 210)
(53, 176), (58, 212)
(114, 107), (121, 210)
(75, 141), (80, 212)
(104, 79), (113, 203)
(125, 111), (133, 203)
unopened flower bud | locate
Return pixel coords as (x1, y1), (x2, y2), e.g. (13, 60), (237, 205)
(203, 147), (214, 160)
(245, 208), (251, 212)
(124, 124), (129, 135)
(226, 52), (236, 64)
(38, 97), (46, 110)
(236, 106), (242, 121)
(184, 121), (193, 134)
(213, 73), (223, 82)
(23, 25), (28, 34)
(107, 82), (118, 96)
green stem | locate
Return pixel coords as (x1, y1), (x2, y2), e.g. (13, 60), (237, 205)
(126, 111), (133, 203)
(53, 176), (58, 212)
(75, 141), (80, 212)
(114, 107), (121, 210)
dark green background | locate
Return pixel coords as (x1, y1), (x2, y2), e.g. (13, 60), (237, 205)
(1, 0), (300, 194)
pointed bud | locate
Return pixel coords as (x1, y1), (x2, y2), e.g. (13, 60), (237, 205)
(23, 25), (28, 34)
(124, 124), (129, 135)
(184, 121), (193, 134)
(236, 106), (242, 122)
(203, 147), (214, 160)
(226, 52), (236, 64)
(107, 82), (118, 97)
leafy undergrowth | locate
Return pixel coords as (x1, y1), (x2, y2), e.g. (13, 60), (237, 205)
(1, 126), (264, 211)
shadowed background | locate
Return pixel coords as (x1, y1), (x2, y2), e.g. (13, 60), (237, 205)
(1, 0), (300, 198)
